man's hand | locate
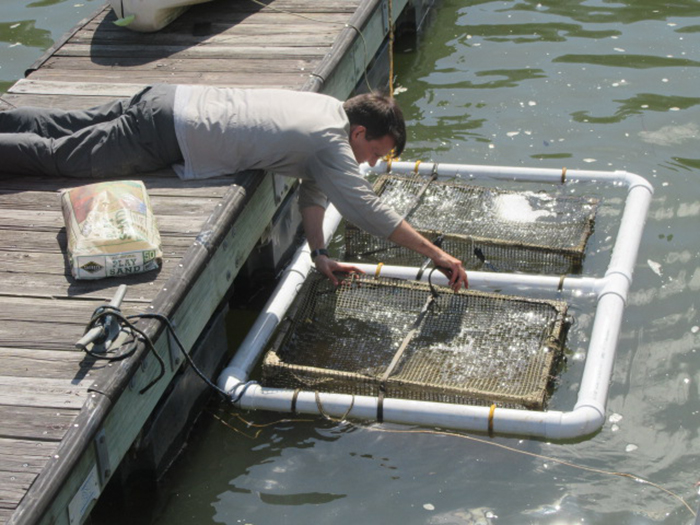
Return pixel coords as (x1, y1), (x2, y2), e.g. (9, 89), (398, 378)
(431, 252), (468, 292)
(314, 254), (365, 286)
(388, 220), (468, 292)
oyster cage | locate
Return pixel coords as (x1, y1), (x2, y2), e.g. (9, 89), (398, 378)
(262, 272), (569, 410)
(345, 174), (598, 274)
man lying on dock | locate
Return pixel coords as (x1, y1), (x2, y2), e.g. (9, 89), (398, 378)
(0, 84), (467, 290)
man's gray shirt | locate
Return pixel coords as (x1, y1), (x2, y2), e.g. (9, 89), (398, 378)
(172, 85), (402, 239)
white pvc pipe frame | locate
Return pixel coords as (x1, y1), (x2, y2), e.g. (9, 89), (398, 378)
(218, 161), (653, 440)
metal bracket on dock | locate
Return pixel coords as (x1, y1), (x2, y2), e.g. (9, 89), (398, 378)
(168, 323), (183, 373)
(94, 428), (112, 486)
(381, 0), (391, 34)
(68, 465), (100, 525)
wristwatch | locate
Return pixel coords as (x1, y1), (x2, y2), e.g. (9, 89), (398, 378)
(310, 248), (330, 261)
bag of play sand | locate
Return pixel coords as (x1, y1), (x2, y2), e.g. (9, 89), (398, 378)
(61, 180), (162, 280)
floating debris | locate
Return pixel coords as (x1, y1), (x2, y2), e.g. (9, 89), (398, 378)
(639, 123), (698, 146)
(647, 259), (663, 277)
(609, 413), (623, 423)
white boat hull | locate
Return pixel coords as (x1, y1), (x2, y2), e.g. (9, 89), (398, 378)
(109, 0), (215, 32)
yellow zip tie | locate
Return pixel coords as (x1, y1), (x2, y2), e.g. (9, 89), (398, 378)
(414, 160), (422, 174)
(374, 262), (384, 279)
(561, 167), (567, 184)
(488, 404), (496, 436)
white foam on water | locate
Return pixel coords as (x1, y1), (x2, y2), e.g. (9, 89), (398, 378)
(639, 122), (698, 146)
(493, 193), (555, 223)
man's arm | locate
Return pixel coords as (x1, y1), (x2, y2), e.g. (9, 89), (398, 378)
(301, 204), (326, 254)
(302, 207), (467, 290)
(388, 220), (468, 292)
(301, 205), (364, 286)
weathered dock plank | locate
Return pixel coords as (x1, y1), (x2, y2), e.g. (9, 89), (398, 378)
(0, 347), (105, 377)
(0, 378), (88, 409)
(0, 318), (132, 350)
(0, 472), (37, 512)
(0, 406), (77, 441)
(0, 439), (57, 475)
(0, 209), (220, 237)
(0, 228), (194, 253)
(0, 171), (234, 193)
(56, 43), (329, 60)
(0, 268), (183, 301)
(40, 56), (319, 74)
(75, 21), (341, 38)
(83, 11), (353, 28)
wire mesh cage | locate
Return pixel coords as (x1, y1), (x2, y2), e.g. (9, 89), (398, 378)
(344, 174), (598, 274)
(262, 272), (569, 410)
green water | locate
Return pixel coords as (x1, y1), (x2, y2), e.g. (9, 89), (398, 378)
(0, 0), (99, 94)
(3, 0), (700, 523)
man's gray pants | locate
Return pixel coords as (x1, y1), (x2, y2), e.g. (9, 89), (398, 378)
(0, 84), (182, 178)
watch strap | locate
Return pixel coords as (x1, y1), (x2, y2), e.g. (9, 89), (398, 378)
(310, 248), (330, 260)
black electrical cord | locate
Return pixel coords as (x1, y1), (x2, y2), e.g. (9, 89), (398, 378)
(80, 307), (165, 394)
(79, 307), (241, 400)
(474, 247), (500, 272)
(426, 266), (443, 299)
(131, 312), (233, 402)
(416, 234), (445, 281)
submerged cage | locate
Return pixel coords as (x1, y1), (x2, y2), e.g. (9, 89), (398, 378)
(345, 174), (598, 274)
(262, 272), (569, 410)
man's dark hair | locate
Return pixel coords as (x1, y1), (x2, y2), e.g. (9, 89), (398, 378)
(343, 92), (406, 157)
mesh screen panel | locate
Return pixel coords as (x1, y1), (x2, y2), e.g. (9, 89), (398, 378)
(262, 272), (569, 410)
(344, 175), (598, 274)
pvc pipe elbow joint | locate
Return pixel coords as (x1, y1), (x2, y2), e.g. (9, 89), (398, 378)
(217, 365), (247, 394)
(550, 404), (606, 439)
(616, 170), (654, 194)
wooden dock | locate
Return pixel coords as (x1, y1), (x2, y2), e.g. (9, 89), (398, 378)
(0, 0), (420, 522)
